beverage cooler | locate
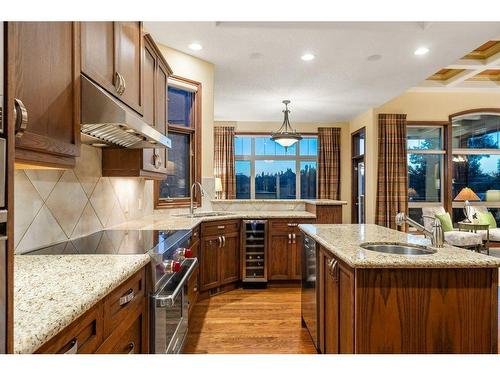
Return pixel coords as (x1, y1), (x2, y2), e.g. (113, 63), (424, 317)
(241, 220), (268, 285)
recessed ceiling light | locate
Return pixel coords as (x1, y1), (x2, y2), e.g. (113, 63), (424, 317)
(189, 43), (203, 51)
(301, 53), (315, 61)
(414, 47), (429, 56)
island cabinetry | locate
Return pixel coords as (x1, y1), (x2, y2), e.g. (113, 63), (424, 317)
(318, 246), (354, 354)
(316, 244), (498, 354)
(199, 220), (240, 294)
(268, 219), (314, 281)
(35, 266), (148, 354)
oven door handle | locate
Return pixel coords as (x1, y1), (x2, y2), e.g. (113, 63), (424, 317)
(154, 258), (198, 308)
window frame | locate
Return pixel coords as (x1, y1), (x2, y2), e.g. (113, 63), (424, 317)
(155, 75), (202, 209)
(449, 109), (500, 212)
(235, 133), (318, 200)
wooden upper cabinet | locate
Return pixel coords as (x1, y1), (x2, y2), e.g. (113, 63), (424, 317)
(9, 22), (81, 168)
(115, 22), (143, 114)
(80, 22), (115, 94)
(81, 21), (143, 114)
(142, 39), (156, 127)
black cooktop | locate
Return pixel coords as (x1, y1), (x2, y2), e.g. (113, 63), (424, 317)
(25, 229), (191, 256)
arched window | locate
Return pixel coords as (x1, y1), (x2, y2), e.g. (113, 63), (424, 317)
(450, 110), (500, 222)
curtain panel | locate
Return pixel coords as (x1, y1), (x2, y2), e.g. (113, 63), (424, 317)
(376, 114), (408, 229)
(318, 127), (341, 200)
(214, 126), (236, 199)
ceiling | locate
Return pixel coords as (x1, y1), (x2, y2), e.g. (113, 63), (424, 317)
(418, 40), (500, 90)
(145, 22), (500, 122)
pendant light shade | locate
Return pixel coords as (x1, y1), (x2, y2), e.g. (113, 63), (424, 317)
(271, 100), (302, 148)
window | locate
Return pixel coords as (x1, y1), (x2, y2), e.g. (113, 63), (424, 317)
(235, 136), (318, 199)
(407, 125), (445, 225)
(156, 76), (201, 208)
(451, 112), (500, 220)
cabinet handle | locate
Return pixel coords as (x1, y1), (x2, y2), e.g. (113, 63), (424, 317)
(63, 339), (78, 354)
(14, 98), (28, 138)
(217, 225), (225, 230)
(329, 259), (339, 282)
(193, 286), (198, 292)
(127, 342), (135, 354)
(288, 233), (292, 244)
(114, 72), (122, 94)
(119, 288), (135, 306)
(287, 223), (298, 227)
(121, 74), (126, 94)
(152, 150), (162, 169)
(292, 233), (296, 244)
(222, 235), (226, 248)
(218, 236), (222, 248)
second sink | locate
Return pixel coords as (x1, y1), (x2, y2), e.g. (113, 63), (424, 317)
(360, 242), (436, 256)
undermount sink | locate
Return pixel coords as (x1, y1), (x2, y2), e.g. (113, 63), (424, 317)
(174, 211), (235, 218)
(360, 242), (436, 256)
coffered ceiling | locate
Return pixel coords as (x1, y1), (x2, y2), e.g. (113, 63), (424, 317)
(415, 40), (500, 91)
(145, 22), (500, 122)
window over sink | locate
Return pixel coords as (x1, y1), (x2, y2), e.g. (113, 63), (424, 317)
(235, 135), (318, 199)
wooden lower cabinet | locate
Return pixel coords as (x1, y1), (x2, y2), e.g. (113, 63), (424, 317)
(199, 220), (240, 292)
(268, 219), (314, 281)
(317, 244), (498, 354)
(36, 267), (148, 354)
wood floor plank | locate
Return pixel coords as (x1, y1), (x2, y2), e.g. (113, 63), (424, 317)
(183, 287), (317, 354)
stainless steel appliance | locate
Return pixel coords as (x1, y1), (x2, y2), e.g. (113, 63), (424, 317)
(301, 234), (318, 351)
(0, 21), (8, 354)
(80, 75), (171, 149)
(25, 228), (198, 354)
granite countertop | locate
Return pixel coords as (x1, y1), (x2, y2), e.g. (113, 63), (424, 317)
(211, 199), (347, 205)
(299, 224), (500, 269)
(14, 254), (150, 354)
(112, 210), (317, 231)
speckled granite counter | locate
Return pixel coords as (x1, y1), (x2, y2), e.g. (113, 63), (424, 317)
(299, 224), (500, 269)
(112, 211), (316, 231)
(14, 254), (150, 354)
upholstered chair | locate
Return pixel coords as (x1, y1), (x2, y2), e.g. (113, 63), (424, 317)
(467, 206), (500, 243)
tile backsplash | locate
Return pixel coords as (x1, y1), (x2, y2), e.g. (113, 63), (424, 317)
(14, 145), (154, 253)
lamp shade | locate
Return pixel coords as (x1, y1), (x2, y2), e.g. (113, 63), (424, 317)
(214, 177), (223, 193)
(454, 187), (480, 202)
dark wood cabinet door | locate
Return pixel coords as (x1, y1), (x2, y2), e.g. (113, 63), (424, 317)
(219, 233), (239, 285)
(187, 239), (200, 315)
(142, 39), (156, 126)
(323, 253), (339, 354)
(114, 22), (143, 114)
(81, 22), (116, 94)
(268, 233), (291, 280)
(156, 61), (168, 135)
(10, 22), (81, 168)
(200, 236), (220, 291)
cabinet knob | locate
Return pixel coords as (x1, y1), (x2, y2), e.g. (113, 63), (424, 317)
(127, 342), (135, 354)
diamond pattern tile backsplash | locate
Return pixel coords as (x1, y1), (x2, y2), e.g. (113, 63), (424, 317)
(14, 145), (154, 253)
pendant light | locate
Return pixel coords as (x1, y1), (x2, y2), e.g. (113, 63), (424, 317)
(271, 100), (302, 148)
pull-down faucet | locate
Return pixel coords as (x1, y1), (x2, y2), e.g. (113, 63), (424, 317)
(189, 182), (206, 216)
(395, 212), (444, 248)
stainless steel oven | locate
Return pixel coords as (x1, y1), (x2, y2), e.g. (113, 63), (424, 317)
(151, 258), (197, 354)
(301, 234), (318, 351)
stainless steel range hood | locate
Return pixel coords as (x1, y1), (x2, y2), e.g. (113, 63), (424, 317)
(81, 75), (171, 149)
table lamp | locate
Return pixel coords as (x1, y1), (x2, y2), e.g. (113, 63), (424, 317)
(215, 177), (223, 199)
(454, 187), (480, 222)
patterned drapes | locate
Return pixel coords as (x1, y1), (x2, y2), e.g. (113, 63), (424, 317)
(376, 114), (408, 229)
(214, 126), (236, 199)
(318, 128), (341, 200)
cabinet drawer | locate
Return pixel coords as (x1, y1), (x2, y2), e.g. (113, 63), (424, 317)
(201, 220), (240, 237)
(103, 268), (145, 338)
(270, 219), (313, 233)
(97, 303), (145, 354)
(36, 303), (103, 354)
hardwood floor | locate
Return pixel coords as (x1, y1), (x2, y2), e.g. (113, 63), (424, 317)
(183, 287), (317, 354)
(184, 286), (500, 354)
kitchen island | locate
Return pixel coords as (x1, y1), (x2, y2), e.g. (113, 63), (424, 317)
(299, 224), (500, 354)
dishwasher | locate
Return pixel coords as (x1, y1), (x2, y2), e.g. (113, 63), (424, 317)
(301, 234), (318, 350)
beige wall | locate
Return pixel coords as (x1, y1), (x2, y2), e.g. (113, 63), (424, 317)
(216, 121), (352, 223)
(351, 91), (500, 224)
(157, 44), (215, 178)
